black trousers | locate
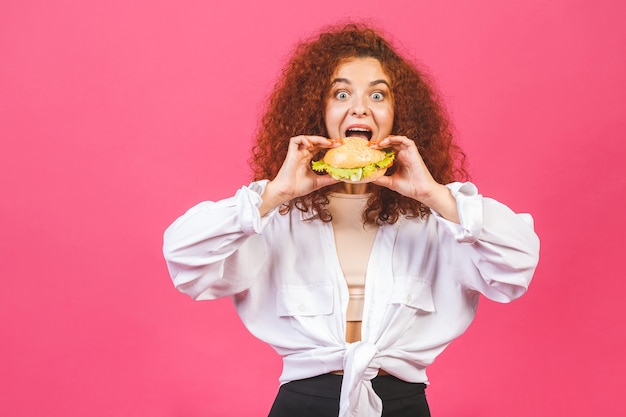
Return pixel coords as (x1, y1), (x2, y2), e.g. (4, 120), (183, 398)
(267, 373), (431, 417)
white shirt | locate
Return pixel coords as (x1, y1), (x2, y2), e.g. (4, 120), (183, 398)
(163, 181), (540, 417)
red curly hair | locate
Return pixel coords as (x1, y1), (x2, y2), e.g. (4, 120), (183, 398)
(251, 23), (468, 224)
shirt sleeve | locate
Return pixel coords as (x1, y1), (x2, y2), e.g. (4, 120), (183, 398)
(431, 182), (541, 302)
(162, 180), (276, 300)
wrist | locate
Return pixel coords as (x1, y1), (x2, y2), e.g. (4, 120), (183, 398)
(259, 181), (290, 217)
(421, 184), (460, 223)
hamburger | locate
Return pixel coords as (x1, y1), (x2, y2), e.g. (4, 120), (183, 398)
(311, 137), (395, 183)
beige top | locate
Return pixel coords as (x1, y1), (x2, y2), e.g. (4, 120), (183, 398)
(327, 193), (378, 323)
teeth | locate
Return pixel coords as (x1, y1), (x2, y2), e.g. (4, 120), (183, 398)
(345, 128), (373, 140)
(346, 128), (372, 136)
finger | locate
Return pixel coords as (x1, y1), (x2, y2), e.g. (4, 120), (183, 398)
(316, 175), (341, 189)
(290, 136), (326, 153)
(372, 174), (392, 189)
(370, 135), (408, 149)
(290, 135), (313, 150)
(305, 136), (341, 150)
(388, 135), (414, 148)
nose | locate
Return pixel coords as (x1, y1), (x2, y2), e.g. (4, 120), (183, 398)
(350, 95), (369, 116)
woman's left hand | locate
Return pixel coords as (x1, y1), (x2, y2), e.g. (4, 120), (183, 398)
(371, 136), (460, 223)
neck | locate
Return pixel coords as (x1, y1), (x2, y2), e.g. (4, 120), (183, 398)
(332, 183), (372, 194)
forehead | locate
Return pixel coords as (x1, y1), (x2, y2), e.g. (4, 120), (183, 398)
(331, 57), (390, 83)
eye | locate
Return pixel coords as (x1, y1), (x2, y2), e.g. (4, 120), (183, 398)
(371, 91), (385, 101)
(335, 90), (349, 100)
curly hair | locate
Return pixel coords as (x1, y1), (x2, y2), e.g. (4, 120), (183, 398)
(250, 22), (468, 224)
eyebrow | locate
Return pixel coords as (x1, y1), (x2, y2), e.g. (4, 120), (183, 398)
(331, 78), (391, 88)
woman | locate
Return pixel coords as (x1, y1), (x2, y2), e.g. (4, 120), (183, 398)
(163, 23), (540, 417)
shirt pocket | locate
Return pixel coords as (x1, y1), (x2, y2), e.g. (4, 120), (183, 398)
(276, 283), (334, 317)
(388, 277), (435, 313)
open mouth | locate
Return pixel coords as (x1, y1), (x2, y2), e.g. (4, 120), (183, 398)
(345, 128), (372, 141)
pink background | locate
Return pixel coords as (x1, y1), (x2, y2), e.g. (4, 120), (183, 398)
(1, 0), (625, 416)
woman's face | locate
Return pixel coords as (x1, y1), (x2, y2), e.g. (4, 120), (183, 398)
(324, 57), (394, 142)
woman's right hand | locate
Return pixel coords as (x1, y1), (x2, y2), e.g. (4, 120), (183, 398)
(259, 135), (340, 216)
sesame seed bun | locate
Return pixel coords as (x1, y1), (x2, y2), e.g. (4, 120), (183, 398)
(323, 137), (386, 169)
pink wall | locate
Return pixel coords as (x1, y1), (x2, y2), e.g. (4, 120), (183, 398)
(1, 0), (624, 416)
